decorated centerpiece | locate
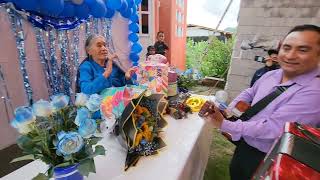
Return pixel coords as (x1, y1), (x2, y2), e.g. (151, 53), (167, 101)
(100, 86), (167, 170)
(10, 93), (106, 180)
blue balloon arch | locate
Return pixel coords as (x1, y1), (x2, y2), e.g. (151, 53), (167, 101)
(1, 0), (143, 63)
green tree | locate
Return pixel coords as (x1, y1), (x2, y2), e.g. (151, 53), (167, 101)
(186, 36), (234, 79)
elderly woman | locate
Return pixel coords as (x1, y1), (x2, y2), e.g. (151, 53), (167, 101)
(77, 34), (135, 94)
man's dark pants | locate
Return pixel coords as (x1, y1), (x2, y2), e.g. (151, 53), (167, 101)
(230, 139), (266, 180)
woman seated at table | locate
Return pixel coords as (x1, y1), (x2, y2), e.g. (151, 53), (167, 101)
(77, 34), (135, 94)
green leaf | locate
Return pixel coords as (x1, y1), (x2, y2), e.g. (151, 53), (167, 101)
(89, 137), (103, 146)
(32, 173), (49, 180)
(55, 161), (72, 168)
(78, 158), (96, 177)
(11, 154), (35, 163)
(17, 135), (34, 150)
(93, 145), (106, 156)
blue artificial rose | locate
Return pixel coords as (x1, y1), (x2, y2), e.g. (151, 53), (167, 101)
(86, 94), (102, 112)
(75, 107), (91, 126)
(51, 94), (70, 111)
(56, 131), (84, 156)
(11, 106), (36, 134)
(32, 99), (53, 117)
(78, 119), (97, 138)
(75, 93), (89, 107)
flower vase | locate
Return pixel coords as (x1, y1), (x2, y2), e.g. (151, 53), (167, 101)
(54, 164), (83, 180)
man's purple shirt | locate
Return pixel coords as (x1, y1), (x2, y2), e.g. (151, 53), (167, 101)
(221, 68), (320, 153)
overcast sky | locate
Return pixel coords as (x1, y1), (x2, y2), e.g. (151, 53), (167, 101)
(187, 0), (241, 30)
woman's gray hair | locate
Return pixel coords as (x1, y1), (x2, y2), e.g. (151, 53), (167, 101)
(85, 34), (104, 57)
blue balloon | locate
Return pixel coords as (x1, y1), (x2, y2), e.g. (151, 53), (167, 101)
(75, 3), (90, 19)
(85, 0), (95, 5)
(14, 0), (39, 11)
(129, 53), (139, 62)
(131, 43), (142, 53)
(89, 0), (106, 18)
(130, 13), (139, 23)
(119, 0), (128, 12)
(59, 2), (75, 17)
(132, 4), (137, 14)
(120, 7), (132, 19)
(128, 33), (139, 42)
(129, 23), (139, 33)
(39, 0), (64, 17)
(107, 0), (123, 10)
(127, 0), (134, 8)
(105, 8), (115, 18)
(134, 0), (142, 5)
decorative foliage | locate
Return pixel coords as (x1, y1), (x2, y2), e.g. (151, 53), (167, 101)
(10, 93), (106, 180)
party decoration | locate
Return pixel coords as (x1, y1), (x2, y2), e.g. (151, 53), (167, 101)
(134, 0), (142, 5)
(14, 0), (39, 11)
(105, 7), (115, 18)
(129, 53), (139, 62)
(117, 91), (167, 170)
(39, 0), (64, 17)
(107, 0), (123, 10)
(48, 29), (62, 95)
(0, 64), (14, 123)
(129, 22), (139, 33)
(8, 8), (33, 105)
(75, 3), (90, 19)
(34, 27), (53, 96)
(130, 13), (139, 23)
(89, 0), (106, 18)
(136, 61), (169, 96)
(120, 6), (132, 19)
(10, 93), (106, 179)
(59, 31), (72, 96)
(127, 0), (134, 8)
(72, 0), (84, 5)
(128, 32), (139, 42)
(59, 1), (75, 17)
(131, 42), (143, 53)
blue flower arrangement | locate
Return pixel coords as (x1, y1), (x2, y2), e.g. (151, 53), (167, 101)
(10, 93), (106, 179)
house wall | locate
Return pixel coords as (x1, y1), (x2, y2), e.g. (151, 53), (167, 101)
(159, 0), (187, 70)
(226, 0), (320, 101)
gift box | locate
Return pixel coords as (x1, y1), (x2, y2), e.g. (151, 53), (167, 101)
(252, 122), (320, 180)
(137, 62), (168, 95)
(116, 89), (168, 170)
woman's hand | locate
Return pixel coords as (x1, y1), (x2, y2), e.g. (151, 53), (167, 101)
(103, 59), (113, 78)
(107, 53), (118, 60)
(125, 66), (138, 80)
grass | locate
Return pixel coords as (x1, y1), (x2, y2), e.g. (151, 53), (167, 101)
(203, 129), (235, 180)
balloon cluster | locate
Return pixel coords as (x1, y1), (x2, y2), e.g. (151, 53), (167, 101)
(2, 0), (143, 64)
(3, 0), (142, 19)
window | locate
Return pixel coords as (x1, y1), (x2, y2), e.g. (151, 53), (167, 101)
(138, 0), (150, 35)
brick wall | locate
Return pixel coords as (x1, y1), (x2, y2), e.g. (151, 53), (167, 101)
(225, 0), (320, 101)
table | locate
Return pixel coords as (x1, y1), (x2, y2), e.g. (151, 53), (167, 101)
(2, 114), (213, 180)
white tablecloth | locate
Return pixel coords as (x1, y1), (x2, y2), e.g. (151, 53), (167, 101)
(2, 114), (213, 180)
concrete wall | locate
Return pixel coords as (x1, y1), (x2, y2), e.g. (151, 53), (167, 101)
(226, 0), (320, 101)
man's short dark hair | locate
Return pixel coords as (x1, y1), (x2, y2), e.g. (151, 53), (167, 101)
(267, 49), (278, 56)
(287, 24), (320, 35)
(287, 24), (320, 45)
